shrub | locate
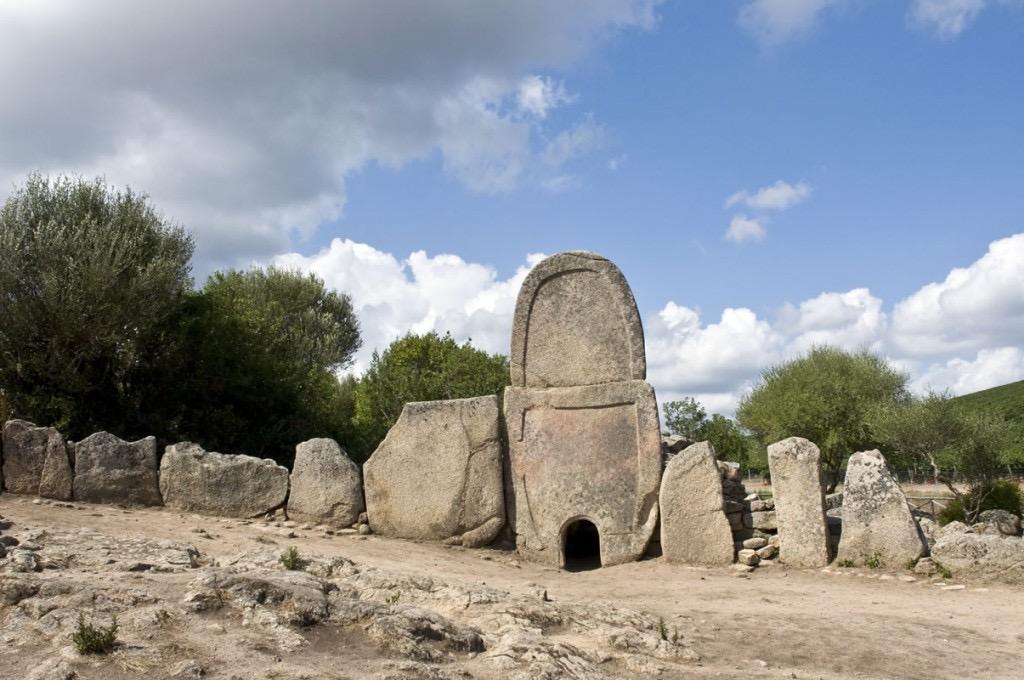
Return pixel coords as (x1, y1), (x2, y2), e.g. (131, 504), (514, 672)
(938, 480), (1023, 525)
(72, 613), (118, 655)
(279, 547), (306, 571)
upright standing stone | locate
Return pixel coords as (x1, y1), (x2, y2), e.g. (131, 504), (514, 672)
(2, 420), (67, 497)
(767, 437), (830, 568)
(71, 432), (162, 506)
(504, 252), (661, 567)
(38, 430), (73, 501)
(364, 396), (505, 547)
(160, 442), (288, 518)
(287, 438), (364, 528)
(660, 442), (734, 566)
(837, 449), (925, 567)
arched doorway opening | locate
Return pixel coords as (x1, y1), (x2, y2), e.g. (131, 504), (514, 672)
(563, 519), (601, 571)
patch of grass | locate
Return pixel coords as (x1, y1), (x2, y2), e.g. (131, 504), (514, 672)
(658, 617), (668, 641)
(937, 563), (953, 579)
(864, 553), (883, 569)
(385, 591), (401, 605)
(72, 613), (118, 655)
(279, 546), (306, 571)
(836, 559), (855, 568)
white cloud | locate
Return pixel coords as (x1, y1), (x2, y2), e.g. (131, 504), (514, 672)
(726, 180), (812, 211)
(0, 1), (658, 268)
(541, 115), (607, 168)
(908, 0), (988, 38)
(273, 239), (544, 371)
(268, 231), (1023, 417)
(890, 233), (1024, 356)
(725, 215), (767, 243)
(911, 347), (1024, 395)
(738, 0), (838, 46)
(516, 76), (575, 118)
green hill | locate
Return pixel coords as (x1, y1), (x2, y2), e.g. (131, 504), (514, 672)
(953, 379), (1024, 424)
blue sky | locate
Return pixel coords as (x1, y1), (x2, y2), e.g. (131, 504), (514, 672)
(2, 1), (1022, 413)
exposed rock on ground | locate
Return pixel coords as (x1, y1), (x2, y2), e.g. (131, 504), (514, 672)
(160, 442), (289, 518)
(931, 522), (1024, 585)
(3, 420), (69, 498)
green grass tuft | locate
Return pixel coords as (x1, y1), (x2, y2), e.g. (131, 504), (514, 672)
(72, 613), (118, 655)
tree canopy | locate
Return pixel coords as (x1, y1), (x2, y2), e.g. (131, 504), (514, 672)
(0, 174), (193, 437)
(351, 332), (510, 461)
(661, 398), (763, 472)
(736, 346), (910, 490)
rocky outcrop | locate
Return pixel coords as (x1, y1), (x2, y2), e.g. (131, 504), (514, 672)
(2, 420), (71, 500)
(287, 438), (363, 528)
(659, 442), (734, 566)
(71, 431), (162, 506)
(836, 449), (925, 568)
(931, 528), (1024, 585)
(364, 396), (504, 548)
(766, 437), (830, 568)
(159, 442), (288, 518)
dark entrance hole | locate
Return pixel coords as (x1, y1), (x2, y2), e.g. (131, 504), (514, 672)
(563, 519), (601, 571)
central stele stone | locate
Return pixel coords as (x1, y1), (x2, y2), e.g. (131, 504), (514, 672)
(504, 251), (661, 567)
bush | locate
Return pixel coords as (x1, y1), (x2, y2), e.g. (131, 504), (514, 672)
(938, 480), (1023, 525)
(72, 613), (118, 655)
(279, 547), (306, 571)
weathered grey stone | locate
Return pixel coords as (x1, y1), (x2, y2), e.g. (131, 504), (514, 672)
(71, 431), (162, 506)
(3, 420), (67, 495)
(931, 533), (1024, 585)
(747, 510), (777, 531)
(38, 431), (72, 501)
(287, 438), (363, 528)
(160, 442), (288, 518)
(659, 441), (734, 566)
(505, 380), (661, 566)
(364, 396), (504, 548)
(836, 450), (925, 568)
(509, 251), (646, 388)
(977, 509), (1021, 537)
(766, 437), (830, 568)
(743, 537), (768, 550)
(737, 548), (760, 566)
(661, 434), (692, 455)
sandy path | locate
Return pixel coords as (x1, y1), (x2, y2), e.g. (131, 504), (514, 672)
(3, 493), (1022, 680)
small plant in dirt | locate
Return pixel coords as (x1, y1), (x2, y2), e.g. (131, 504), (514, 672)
(72, 613), (118, 655)
(658, 617), (668, 641)
(837, 559), (855, 568)
(279, 547), (306, 571)
(864, 553), (883, 569)
(385, 591), (401, 605)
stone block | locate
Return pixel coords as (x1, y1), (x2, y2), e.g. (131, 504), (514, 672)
(71, 432), (161, 506)
(767, 437), (830, 568)
(660, 441), (734, 566)
(287, 438), (363, 528)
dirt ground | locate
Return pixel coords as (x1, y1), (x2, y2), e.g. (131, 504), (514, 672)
(2, 493), (1023, 680)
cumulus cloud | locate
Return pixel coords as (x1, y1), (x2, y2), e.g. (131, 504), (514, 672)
(890, 233), (1024, 356)
(0, 1), (658, 268)
(269, 231), (1023, 415)
(273, 239), (544, 371)
(738, 0), (838, 46)
(726, 180), (812, 211)
(725, 215), (767, 243)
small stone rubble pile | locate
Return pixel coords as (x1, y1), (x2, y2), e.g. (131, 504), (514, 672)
(718, 462), (779, 570)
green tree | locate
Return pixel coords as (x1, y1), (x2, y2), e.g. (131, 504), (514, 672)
(868, 392), (964, 481)
(662, 397), (707, 440)
(351, 332), (510, 460)
(141, 267), (361, 466)
(0, 174), (193, 437)
(736, 346), (910, 491)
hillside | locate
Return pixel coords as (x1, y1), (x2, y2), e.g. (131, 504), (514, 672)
(953, 379), (1024, 423)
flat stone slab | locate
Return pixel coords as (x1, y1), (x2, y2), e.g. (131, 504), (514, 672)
(509, 251), (646, 388)
(660, 441), (734, 566)
(767, 437), (830, 568)
(504, 380), (661, 567)
(932, 532), (1024, 585)
(287, 438), (364, 528)
(159, 442), (288, 518)
(364, 396), (504, 547)
(71, 431), (162, 506)
(2, 420), (69, 498)
(837, 449), (925, 568)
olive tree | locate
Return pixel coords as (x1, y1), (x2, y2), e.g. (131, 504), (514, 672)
(0, 174), (193, 436)
(736, 346), (910, 491)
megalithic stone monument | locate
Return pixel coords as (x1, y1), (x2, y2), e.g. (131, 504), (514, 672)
(503, 251), (661, 567)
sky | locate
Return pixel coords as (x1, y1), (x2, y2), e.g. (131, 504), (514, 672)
(1, 0), (1022, 415)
